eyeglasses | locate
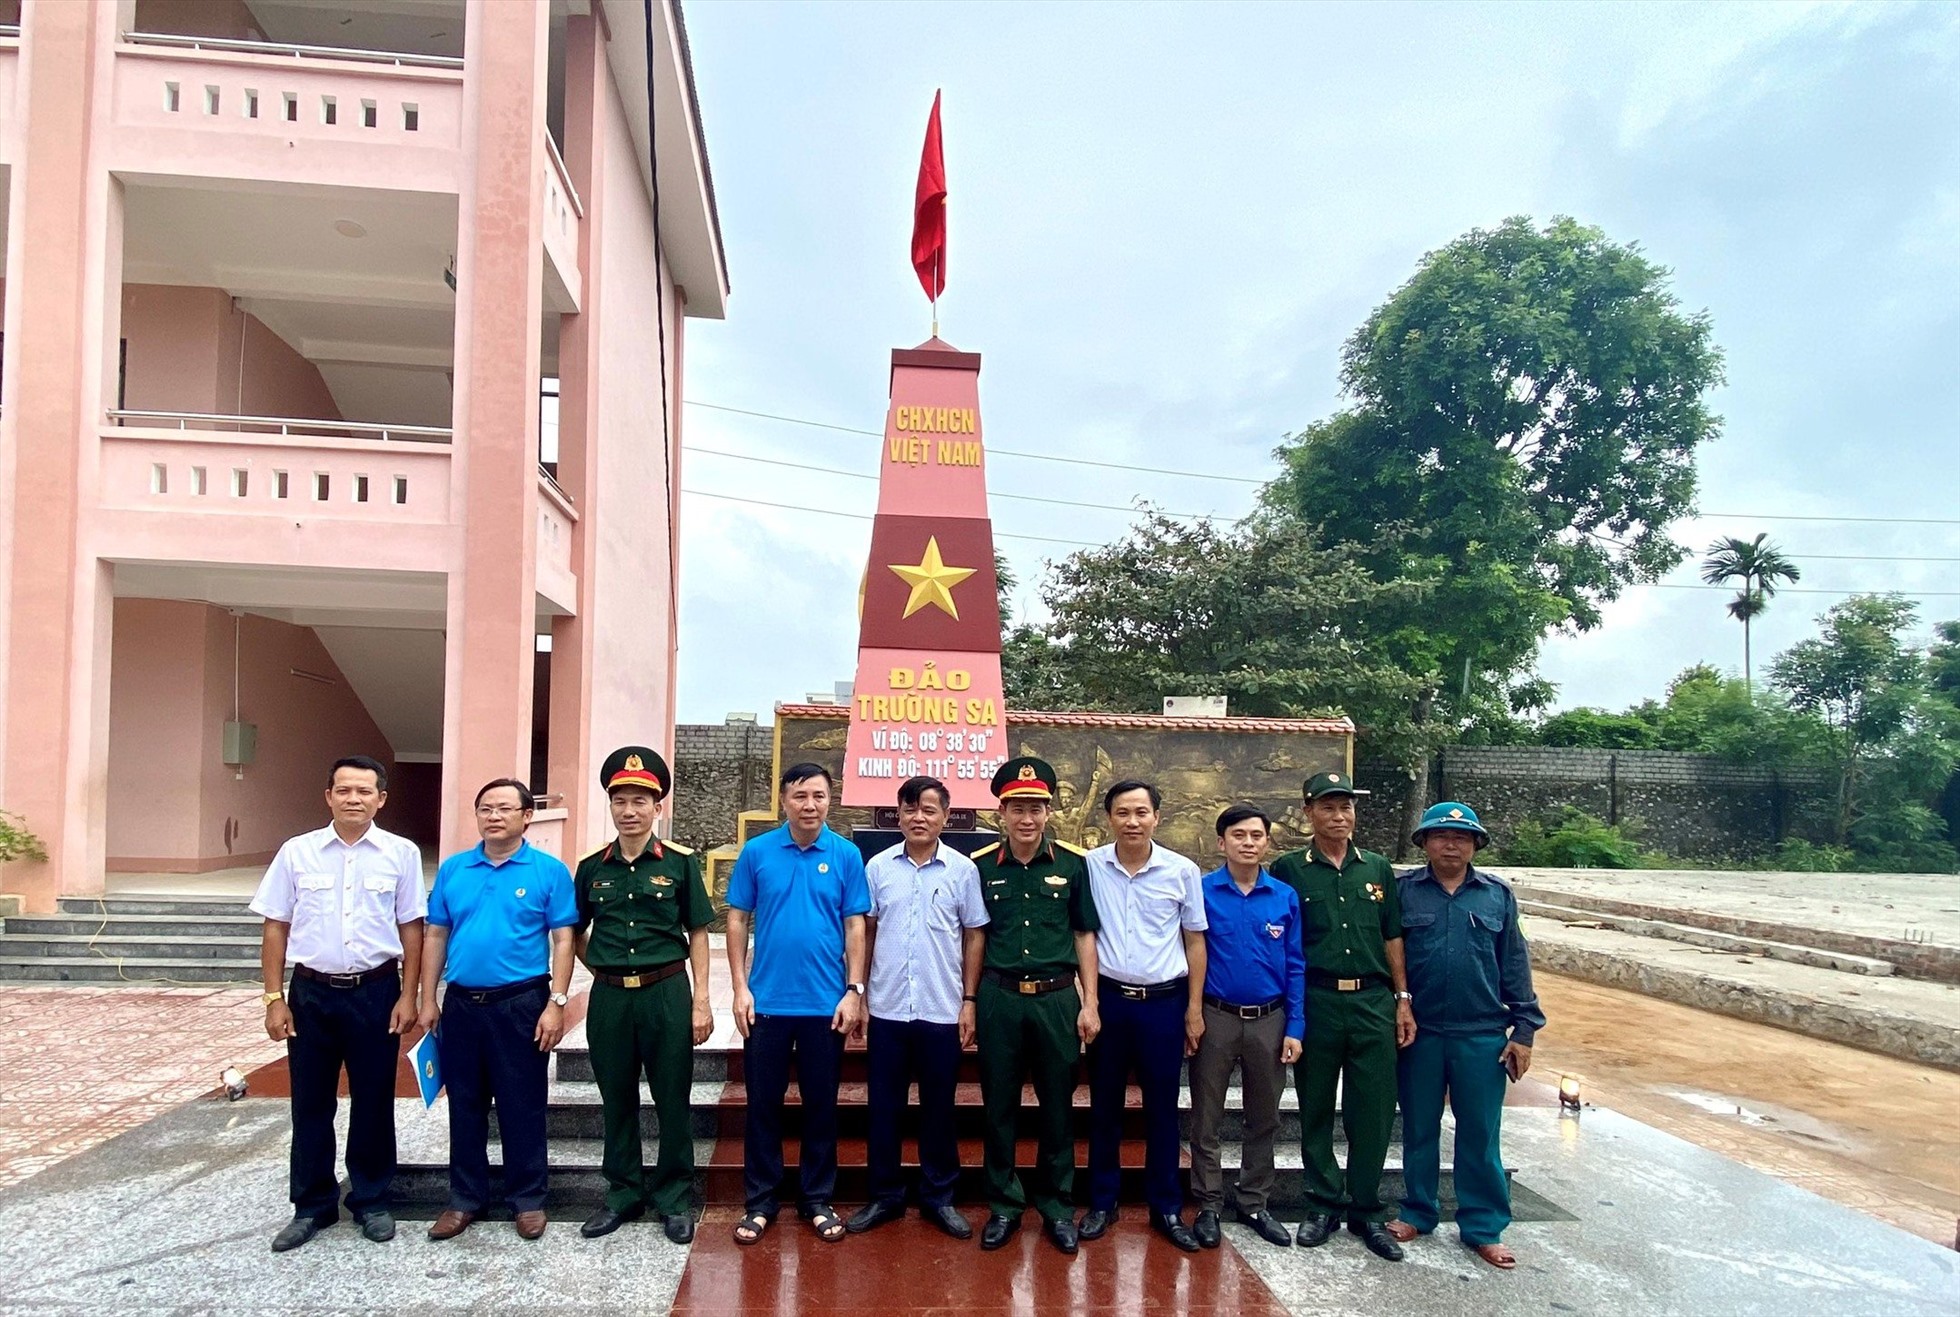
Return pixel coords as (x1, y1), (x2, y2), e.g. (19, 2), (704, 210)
(475, 805), (530, 818)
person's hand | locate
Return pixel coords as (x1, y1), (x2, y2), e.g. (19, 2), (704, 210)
(1395, 998), (1417, 1049)
(1184, 1006), (1206, 1057)
(1499, 1039), (1532, 1080)
(416, 1001), (441, 1038)
(387, 992), (417, 1036)
(1077, 1002), (1101, 1047)
(832, 990), (865, 1036)
(733, 986), (756, 1039)
(957, 1000), (977, 1050)
(265, 999), (297, 1042)
(691, 1000), (714, 1046)
(535, 1002), (566, 1052)
(1280, 1036), (1303, 1065)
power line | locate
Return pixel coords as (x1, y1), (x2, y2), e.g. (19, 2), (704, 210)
(682, 488), (1099, 547)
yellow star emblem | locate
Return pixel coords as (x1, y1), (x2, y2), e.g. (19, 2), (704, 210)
(887, 536), (977, 620)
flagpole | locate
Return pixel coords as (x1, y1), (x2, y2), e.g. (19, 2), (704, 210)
(931, 252), (940, 338)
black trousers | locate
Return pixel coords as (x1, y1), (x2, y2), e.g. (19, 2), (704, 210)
(865, 1015), (962, 1209)
(743, 1013), (844, 1216)
(286, 969), (401, 1221)
(1087, 987), (1187, 1215)
(439, 982), (551, 1213)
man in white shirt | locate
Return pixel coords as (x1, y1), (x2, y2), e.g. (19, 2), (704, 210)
(251, 755), (426, 1252)
(845, 775), (988, 1240)
(1078, 779), (1207, 1252)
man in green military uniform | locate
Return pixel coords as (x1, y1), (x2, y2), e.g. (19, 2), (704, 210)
(1271, 770), (1415, 1261)
(973, 757), (1102, 1256)
(574, 746), (715, 1243)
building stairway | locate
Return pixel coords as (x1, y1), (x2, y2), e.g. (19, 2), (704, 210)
(0, 896), (261, 983)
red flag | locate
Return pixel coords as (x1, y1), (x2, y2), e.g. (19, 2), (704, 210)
(911, 91), (947, 301)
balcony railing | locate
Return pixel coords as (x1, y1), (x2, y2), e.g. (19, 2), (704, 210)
(110, 409), (452, 444)
(123, 31), (462, 70)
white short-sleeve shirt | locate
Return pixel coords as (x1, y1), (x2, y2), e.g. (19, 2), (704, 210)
(865, 840), (989, 1025)
(250, 823), (427, 974)
(1085, 842), (1208, 986)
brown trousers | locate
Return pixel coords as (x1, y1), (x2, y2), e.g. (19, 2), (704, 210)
(1188, 1001), (1288, 1214)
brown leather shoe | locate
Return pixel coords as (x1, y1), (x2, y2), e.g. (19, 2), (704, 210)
(427, 1209), (476, 1241)
(514, 1210), (547, 1240)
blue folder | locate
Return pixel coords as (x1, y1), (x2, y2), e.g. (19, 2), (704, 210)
(409, 1029), (443, 1108)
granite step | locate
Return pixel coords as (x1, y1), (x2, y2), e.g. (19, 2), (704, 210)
(1520, 898), (1896, 975)
(0, 954), (261, 984)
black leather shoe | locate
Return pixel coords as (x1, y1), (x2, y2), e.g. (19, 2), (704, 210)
(663, 1213), (695, 1244)
(1045, 1215), (1079, 1255)
(1351, 1219), (1406, 1261)
(1296, 1212), (1337, 1247)
(581, 1205), (644, 1239)
(847, 1199), (906, 1234)
(1193, 1210), (1222, 1249)
(928, 1204), (973, 1240)
(1244, 1211), (1293, 1247)
(1077, 1207), (1116, 1240)
(980, 1213), (1021, 1250)
(1152, 1213), (1200, 1253)
(355, 1211), (396, 1243)
(270, 1216), (331, 1252)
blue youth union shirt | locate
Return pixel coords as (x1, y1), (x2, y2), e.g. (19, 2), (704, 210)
(428, 840), (578, 989)
(725, 823), (871, 1016)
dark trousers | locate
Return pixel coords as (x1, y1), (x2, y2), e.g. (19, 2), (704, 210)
(286, 969), (401, 1221)
(1295, 985), (1399, 1223)
(975, 980), (1080, 1222)
(1086, 985), (1186, 1216)
(439, 982), (551, 1213)
(1398, 1030), (1512, 1244)
(743, 1013), (844, 1216)
(865, 1015), (963, 1209)
(588, 973), (697, 1217)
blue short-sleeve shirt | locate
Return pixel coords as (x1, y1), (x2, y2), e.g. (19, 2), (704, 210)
(725, 823), (872, 1016)
(429, 840), (579, 989)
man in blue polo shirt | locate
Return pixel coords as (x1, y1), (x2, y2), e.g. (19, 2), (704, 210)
(1188, 804), (1306, 1250)
(416, 778), (578, 1242)
(724, 762), (870, 1247)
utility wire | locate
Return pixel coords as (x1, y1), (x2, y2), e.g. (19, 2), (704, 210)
(683, 489), (1098, 547)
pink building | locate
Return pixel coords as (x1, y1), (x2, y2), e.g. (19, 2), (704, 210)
(0, 0), (727, 911)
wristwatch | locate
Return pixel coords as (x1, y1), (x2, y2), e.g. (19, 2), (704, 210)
(262, 991), (284, 1006)
(1393, 991), (1413, 1002)
(848, 982), (866, 997)
(549, 992), (569, 1007)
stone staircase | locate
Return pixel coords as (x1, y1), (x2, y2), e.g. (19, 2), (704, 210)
(0, 896), (261, 983)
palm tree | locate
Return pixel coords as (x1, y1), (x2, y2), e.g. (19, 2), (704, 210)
(1701, 533), (1801, 691)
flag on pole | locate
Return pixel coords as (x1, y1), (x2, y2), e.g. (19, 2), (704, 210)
(912, 90), (947, 302)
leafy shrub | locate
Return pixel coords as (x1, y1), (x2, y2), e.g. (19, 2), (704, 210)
(0, 810), (47, 863)
(1756, 838), (1857, 872)
(1496, 808), (1646, 868)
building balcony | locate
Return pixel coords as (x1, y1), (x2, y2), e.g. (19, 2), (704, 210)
(542, 129), (583, 313)
(0, 24), (19, 167)
(109, 34), (466, 194)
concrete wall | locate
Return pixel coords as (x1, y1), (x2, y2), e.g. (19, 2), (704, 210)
(121, 284), (342, 419)
(107, 600), (396, 871)
(670, 722), (773, 852)
(1355, 746), (1835, 862)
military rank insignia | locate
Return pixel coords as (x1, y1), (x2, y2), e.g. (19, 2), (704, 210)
(1044, 875), (1068, 887)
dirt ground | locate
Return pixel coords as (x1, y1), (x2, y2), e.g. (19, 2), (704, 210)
(1529, 971), (1960, 1248)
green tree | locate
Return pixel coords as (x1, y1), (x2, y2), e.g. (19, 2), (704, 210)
(1768, 595), (1924, 846)
(1264, 215), (1726, 847)
(1700, 533), (1801, 691)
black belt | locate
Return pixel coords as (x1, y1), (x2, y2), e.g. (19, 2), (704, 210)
(293, 963), (398, 988)
(983, 968), (1074, 996)
(1099, 974), (1187, 1002)
(1204, 993), (1286, 1020)
(1308, 970), (1388, 993)
(449, 975), (551, 1005)
(592, 962), (687, 990)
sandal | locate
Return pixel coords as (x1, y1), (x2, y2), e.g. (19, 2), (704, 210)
(733, 1212), (771, 1246)
(805, 1203), (846, 1242)
(1470, 1242), (1516, 1270)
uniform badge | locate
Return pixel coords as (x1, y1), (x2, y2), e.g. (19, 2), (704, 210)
(818, 862), (830, 874)
(1364, 882), (1383, 903)
(652, 876), (673, 887)
(1044, 875), (1068, 887)
(625, 753), (645, 771)
(1265, 922), (1284, 939)
(515, 888), (527, 898)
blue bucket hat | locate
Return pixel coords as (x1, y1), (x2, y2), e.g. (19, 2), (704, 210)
(1412, 801), (1489, 849)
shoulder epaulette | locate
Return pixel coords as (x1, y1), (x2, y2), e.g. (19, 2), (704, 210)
(664, 840), (694, 855)
(1052, 839), (1090, 857)
(1479, 868), (1513, 890)
(576, 841), (611, 864)
(970, 842), (1001, 859)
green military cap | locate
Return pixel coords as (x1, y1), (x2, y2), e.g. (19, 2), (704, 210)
(991, 756), (1058, 802)
(1303, 770), (1370, 801)
(599, 745), (670, 800)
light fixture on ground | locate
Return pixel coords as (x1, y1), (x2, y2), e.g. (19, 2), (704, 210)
(1558, 1073), (1583, 1114)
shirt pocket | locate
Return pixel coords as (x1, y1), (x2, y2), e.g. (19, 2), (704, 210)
(1140, 892), (1182, 938)
(927, 886), (963, 933)
(294, 873), (335, 913)
(1400, 911), (1442, 971)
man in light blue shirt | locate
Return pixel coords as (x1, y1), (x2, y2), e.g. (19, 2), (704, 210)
(417, 778), (577, 1242)
(724, 762), (870, 1246)
(1079, 780), (1208, 1252)
(846, 775), (988, 1240)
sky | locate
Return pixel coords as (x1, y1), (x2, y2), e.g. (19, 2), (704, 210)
(671, 0), (1960, 724)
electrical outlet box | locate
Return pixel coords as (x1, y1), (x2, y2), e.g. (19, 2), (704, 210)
(222, 721), (258, 765)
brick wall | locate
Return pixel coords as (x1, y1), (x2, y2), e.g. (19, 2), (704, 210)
(670, 722), (773, 853)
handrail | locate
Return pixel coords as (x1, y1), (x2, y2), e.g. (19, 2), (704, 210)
(544, 130), (585, 220)
(122, 31), (464, 71)
(0, 25), (21, 40)
(108, 409), (453, 444)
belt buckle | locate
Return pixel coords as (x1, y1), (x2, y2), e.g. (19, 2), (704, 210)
(1017, 979), (1039, 996)
(1119, 984), (1147, 1001)
(621, 974), (643, 989)
(328, 972), (361, 989)
(1337, 977), (1361, 992)
(1239, 1004), (1261, 1020)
